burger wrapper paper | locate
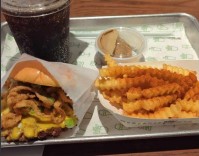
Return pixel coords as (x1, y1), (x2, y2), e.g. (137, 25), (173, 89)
(1, 53), (99, 135)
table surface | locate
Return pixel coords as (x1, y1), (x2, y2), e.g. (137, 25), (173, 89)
(1, 0), (199, 156)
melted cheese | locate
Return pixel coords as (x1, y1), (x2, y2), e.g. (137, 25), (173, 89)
(1, 107), (10, 115)
(29, 112), (52, 122)
(10, 127), (22, 140)
(1, 104), (76, 141)
(2, 117), (66, 140)
(21, 117), (37, 138)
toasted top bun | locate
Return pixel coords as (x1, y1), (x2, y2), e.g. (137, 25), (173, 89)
(9, 60), (59, 87)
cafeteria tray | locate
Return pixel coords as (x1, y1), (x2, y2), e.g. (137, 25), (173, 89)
(1, 13), (199, 147)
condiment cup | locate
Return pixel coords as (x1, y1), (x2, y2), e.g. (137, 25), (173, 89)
(95, 27), (147, 63)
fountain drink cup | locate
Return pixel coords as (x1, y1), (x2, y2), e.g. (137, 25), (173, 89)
(1, 0), (71, 63)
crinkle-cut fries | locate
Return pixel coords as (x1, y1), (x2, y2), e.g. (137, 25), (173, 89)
(95, 56), (199, 119)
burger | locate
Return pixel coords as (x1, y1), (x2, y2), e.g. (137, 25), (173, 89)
(1, 61), (77, 142)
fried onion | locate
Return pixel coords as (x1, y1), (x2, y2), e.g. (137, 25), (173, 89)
(51, 100), (66, 124)
(35, 92), (54, 108)
(1, 112), (22, 129)
(9, 86), (33, 93)
(58, 89), (73, 104)
(7, 86), (35, 109)
(7, 93), (35, 109)
(13, 100), (51, 120)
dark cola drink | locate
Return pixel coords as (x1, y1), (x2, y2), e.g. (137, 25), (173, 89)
(1, 0), (71, 63)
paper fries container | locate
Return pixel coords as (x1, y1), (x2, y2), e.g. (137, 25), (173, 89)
(1, 53), (98, 132)
(98, 60), (199, 127)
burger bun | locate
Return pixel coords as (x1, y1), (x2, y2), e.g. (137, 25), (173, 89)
(9, 60), (59, 87)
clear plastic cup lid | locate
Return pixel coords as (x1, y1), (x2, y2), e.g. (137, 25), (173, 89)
(1, 0), (71, 16)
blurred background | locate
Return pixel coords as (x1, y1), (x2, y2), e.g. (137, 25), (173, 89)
(1, 0), (199, 20)
(70, 0), (199, 19)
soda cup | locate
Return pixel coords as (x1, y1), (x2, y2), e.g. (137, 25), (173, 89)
(1, 0), (71, 63)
